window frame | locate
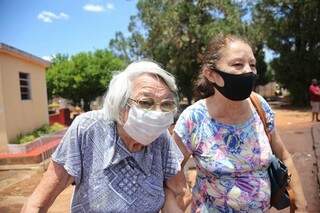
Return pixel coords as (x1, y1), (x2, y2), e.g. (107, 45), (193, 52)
(19, 72), (31, 100)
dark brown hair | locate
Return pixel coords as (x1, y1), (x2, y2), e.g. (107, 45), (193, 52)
(194, 34), (252, 100)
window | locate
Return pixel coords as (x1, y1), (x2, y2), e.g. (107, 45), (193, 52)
(19, 72), (31, 100)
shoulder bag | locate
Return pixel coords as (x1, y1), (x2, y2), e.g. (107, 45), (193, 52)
(250, 93), (293, 210)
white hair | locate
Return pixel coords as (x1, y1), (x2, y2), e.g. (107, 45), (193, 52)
(103, 60), (178, 123)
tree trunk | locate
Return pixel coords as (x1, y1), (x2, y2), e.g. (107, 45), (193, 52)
(83, 101), (91, 112)
(187, 95), (192, 105)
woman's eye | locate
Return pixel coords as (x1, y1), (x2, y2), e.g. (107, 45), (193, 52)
(138, 100), (154, 108)
(250, 64), (256, 68)
(233, 63), (243, 67)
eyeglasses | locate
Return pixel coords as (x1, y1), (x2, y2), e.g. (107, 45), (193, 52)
(128, 98), (176, 112)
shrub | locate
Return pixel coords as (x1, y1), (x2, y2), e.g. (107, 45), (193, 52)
(11, 123), (65, 144)
(48, 123), (65, 133)
(19, 135), (37, 144)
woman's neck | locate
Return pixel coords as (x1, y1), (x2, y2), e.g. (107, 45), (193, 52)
(205, 91), (252, 124)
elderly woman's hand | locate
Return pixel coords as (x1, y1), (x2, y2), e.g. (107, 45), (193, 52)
(162, 187), (184, 213)
(21, 161), (74, 213)
(21, 203), (41, 213)
(164, 170), (192, 211)
(176, 189), (192, 211)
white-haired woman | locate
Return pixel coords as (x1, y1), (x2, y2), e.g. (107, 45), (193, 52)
(22, 60), (185, 213)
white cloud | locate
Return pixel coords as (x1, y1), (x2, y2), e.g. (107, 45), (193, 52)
(106, 3), (114, 10)
(37, 11), (69, 23)
(59, 12), (69, 19)
(83, 4), (105, 12)
(42, 55), (54, 61)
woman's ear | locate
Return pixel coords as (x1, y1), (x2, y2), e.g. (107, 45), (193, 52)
(203, 67), (215, 83)
(118, 107), (129, 125)
(203, 67), (224, 87)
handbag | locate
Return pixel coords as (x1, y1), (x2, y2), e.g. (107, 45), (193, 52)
(268, 155), (291, 209)
(250, 93), (292, 210)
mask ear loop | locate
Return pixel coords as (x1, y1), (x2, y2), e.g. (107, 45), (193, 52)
(203, 66), (216, 83)
(118, 102), (131, 126)
(208, 67), (226, 88)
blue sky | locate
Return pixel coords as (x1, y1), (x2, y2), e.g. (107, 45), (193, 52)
(0, 0), (137, 61)
(0, 0), (275, 62)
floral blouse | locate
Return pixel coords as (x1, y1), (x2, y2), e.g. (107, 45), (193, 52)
(174, 95), (274, 212)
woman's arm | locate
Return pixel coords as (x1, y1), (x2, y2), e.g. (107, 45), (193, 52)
(164, 133), (193, 211)
(21, 160), (74, 213)
(270, 128), (307, 212)
(162, 187), (184, 213)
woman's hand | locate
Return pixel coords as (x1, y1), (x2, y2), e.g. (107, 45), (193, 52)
(270, 130), (307, 213)
(176, 189), (192, 211)
(21, 203), (41, 213)
(162, 187), (184, 213)
(21, 161), (74, 213)
(293, 197), (308, 213)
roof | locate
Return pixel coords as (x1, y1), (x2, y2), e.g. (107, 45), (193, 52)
(0, 43), (51, 68)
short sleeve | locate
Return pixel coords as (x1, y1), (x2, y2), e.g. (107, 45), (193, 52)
(258, 95), (275, 133)
(173, 109), (194, 154)
(162, 131), (184, 180)
(51, 116), (84, 184)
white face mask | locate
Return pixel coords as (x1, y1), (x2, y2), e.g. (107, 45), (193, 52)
(123, 106), (174, 145)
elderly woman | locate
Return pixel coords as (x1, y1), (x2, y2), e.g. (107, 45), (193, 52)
(22, 60), (184, 212)
(168, 34), (307, 212)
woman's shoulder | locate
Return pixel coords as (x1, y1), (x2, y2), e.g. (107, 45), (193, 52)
(253, 93), (274, 114)
(71, 110), (114, 133)
(179, 99), (207, 120)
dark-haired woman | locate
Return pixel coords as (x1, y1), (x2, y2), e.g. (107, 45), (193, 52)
(169, 34), (307, 212)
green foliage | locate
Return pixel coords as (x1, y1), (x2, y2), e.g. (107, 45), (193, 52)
(15, 135), (37, 144)
(254, 0), (320, 105)
(110, 0), (254, 104)
(46, 50), (125, 110)
(48, 123), (65, 133)
(254, 45), (273, 85)
(11, 123), (66, 144)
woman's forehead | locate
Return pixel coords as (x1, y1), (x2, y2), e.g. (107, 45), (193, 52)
(220, 40), (254, 60)
(131, 74), (172, 98)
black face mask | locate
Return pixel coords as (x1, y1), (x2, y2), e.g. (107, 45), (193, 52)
(213, 68), (257, 101)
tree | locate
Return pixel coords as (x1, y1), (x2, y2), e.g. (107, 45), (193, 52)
(110, 0), (248, 104)
(238, 1), (272, 86)
(253, 0), (320, 105)
(46, 50), (124, 111)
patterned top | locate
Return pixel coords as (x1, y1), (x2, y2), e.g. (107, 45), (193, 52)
(52, 110), (183, 213)
(174, 95), (274, 213)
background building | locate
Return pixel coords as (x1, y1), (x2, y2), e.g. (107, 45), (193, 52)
(0, 43), (50, 151)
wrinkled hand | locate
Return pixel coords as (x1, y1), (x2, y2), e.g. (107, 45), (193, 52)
(21, 203), (41, 213)
(176, 190), (192, 211)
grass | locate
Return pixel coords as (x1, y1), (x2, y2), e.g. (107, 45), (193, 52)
(10, 123), (65, 144)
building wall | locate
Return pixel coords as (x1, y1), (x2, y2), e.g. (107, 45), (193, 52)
(0, 58), (9, 149)
(0, 53), (49, 143)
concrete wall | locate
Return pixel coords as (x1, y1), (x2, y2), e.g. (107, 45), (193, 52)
(0, 52), (48, 145)
(255, 82), (278, 97)
(0, 59), (9, 150)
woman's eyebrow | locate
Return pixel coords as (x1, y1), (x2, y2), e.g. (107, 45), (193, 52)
(229, 58), (244, 63)
(137, 92), (174, 99)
